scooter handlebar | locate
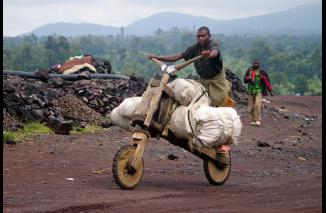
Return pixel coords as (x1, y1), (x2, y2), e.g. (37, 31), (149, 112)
(150, 54), (203, 74)
(151, 58), (168, 72)
(174, 55), (203, 71)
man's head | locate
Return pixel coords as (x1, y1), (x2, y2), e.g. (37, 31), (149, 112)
(253, 58), (260, 69)
(197, 26), (211, 45)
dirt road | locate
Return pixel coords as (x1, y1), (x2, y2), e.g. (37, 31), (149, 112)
(3, 96), (322, 213)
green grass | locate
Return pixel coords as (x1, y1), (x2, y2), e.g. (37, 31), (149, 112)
(3, 122), (53, 143)
(71, 124), (105, 134)
(3, 122), (105, 144)
(3, 131), (15, 144)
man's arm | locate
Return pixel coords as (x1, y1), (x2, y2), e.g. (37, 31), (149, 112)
(200, 49), (218, 58)
(147, 53), (183, 62)
(261, 70), (273, 95)
(243, 68), (252, 84)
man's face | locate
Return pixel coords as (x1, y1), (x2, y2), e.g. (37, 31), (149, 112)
(197, 30), (210, 45)
(253, 63), (260, 69)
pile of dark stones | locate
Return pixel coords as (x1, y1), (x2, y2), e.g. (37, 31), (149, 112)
(225, 68), (248, 106)
(94, 59), (112, 74)
(3, 74), (147, 134)
(3, 69), (247, 134)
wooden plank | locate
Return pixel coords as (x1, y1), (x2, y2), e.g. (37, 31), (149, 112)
(194, 146), (216, 160)
(149, 120), (162, 130)
(144, 73), (170, 127)
(163, 85), (174, 97)
(129, 131), (149, 170)
(158, 96), (174, 130)
(150, 78), (161, 87)
(161, 100), (175, 136)
(133, 78), (157, 119)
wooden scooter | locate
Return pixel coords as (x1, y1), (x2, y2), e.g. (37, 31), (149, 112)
(112, 56), (231, 189)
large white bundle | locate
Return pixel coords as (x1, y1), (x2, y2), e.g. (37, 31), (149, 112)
(109, 79), (242, 149)
(110, 79), (210, 132)
(115, 97), (142, 120)
(167, 79), (211, 106)
(168, 104), (242, 148)
(186, 106), (242, 147)
(109, 97), (142, 131)
(168, 106), (189, 139)
(110, 108), (135, 132)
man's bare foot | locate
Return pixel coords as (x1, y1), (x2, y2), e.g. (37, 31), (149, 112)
(216, 144), (230, 153)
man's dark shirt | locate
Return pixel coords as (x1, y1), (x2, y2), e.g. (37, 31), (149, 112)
(181, 40), (223, 79)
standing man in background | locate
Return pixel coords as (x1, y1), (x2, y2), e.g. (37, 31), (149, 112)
(243, 59), (273, 126)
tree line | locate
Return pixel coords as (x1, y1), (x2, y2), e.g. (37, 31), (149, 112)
(3, 29), (322, 95)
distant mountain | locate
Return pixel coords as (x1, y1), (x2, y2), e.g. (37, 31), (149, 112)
(207, 2), (322, 35)
(26, 2), (321, 37)
(125, 12), (217, 35)
(26, 22), (121, 37)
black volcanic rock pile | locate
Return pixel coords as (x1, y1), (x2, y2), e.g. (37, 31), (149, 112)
(3, 75), (147, 132)
(225, 68), (247, 105)
(225, 68), (246, 93)
(3, 69), (247, 133)
(94, 59), (112, 74)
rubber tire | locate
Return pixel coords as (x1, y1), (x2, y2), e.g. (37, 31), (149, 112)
(112, 145), (144, 189)
(203, 153), (231, 186)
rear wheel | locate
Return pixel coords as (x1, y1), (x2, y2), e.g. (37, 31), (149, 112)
(203, 153), (231, 185)
(112, 145), (144, 189)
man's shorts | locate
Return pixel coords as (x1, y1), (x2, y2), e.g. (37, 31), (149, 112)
(198, 69), (231, 107)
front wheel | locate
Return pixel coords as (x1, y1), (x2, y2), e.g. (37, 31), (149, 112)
(203, 153), (231, 186)
(112, 145), (144, 189)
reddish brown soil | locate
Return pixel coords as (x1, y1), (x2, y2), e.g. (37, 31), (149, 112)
(3, 96), (322, 213)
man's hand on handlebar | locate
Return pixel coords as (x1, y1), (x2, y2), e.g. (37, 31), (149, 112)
(165, 65), (176, 75)
(200, 50), (210, 58)
(147, 54), (156, 60)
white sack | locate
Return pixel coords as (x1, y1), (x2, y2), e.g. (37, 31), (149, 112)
(115, 96), (142, 120)
(110, 108), (135, 132)
(167, 79), (211, 106)
(186, 106), (242, 147)
(168, 104), (242, 148)
(168, 106), (189, 139)
(109, 96), (142, 131)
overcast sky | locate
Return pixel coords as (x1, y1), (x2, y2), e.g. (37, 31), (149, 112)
(3, 0), (320, 36)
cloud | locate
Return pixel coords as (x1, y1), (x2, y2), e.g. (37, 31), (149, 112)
(3, 0), (320, 36)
